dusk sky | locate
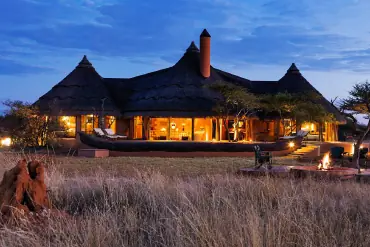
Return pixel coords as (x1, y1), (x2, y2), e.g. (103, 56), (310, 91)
(1, 0), (370, 116)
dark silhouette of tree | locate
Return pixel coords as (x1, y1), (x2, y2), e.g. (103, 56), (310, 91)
(340, 81), (370, 172)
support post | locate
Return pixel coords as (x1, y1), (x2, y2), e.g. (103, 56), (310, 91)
(216, 118), (220, 141)
(168, 117), (171, 140)
(191, 118), (195, 141)
(250, 119), (255, 141)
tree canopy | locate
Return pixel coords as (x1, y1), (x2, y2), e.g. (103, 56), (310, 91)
(207, 81), (261, 141)
(2, 100), (60, 148)
(340, 81), (370, 171)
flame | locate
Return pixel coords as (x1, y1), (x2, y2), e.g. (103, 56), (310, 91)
(318, 153), (331, 170)
(0, 137), (11, 147)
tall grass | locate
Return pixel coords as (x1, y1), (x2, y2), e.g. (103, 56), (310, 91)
(1, 155), (370, 246)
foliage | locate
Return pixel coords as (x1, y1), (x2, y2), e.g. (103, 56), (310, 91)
(207, 81), (261, 141)
(2, 100), (60, 148)
(340, 81), (370, 171)
(262, 91), (334, 137)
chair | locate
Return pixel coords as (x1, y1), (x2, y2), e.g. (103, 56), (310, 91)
(280, 130), (309, 140)
(94, 128), (118, 140)
(359, 147), (368, 159)
(330, 147), (348, 166)
(348, 147), (368, 168)
(104, 128), (127, 139)
(254, 145), (272, 169)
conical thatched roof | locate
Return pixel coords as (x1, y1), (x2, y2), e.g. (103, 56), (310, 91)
(35, 56), (120, 116)
(278, 63), (345, 122)
(33, 44), (345, 123)
(121, 42), (224, 117)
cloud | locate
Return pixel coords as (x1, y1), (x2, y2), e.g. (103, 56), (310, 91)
(0, 58), (54, 75)
(2, 0), (370, 107)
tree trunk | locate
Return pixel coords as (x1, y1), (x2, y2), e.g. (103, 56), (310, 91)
(234, 117), (239, 142)
(353, 121), (370, 173)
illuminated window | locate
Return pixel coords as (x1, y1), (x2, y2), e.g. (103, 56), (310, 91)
(58, 116), (76, 138)
(81, 115), (99, 134)
(194, 118), (212, 141)
(169, 118), (192, 140)
(134, 116), (143, 139)
(150, 118), (169, 140)
(105, 116), (116, 134)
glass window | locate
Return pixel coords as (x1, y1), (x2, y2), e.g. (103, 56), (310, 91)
(105, 116), (116, 134)
(194, 118), (212, 141)
(169, 118), (192, 141)
(81, 115), (99, 134)
(134, 116), (143, 139)
(150, 118), (169, 140)
(58, 116), (76, 138)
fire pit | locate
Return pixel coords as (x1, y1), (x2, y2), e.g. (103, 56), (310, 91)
(290, 153), (358, 180)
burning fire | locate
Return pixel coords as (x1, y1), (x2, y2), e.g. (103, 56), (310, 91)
(0, 137), (11, 147)
(318, 153), (331, 170)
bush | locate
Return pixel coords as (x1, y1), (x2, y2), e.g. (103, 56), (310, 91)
(2, 100), (61, 148)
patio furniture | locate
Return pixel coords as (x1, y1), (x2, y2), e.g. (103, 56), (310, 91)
(94, 128), (118, 140)
(104, 128), (127, 139)
(254, 145), (272, 169)
(330, 146), (349, 166)
(280, 130), (309, 140)
(348, 147), (368, 168)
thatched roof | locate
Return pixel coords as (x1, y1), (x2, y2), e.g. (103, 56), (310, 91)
(34, 44), (344, 122)
(277, 63), (345, 122)
(35, 56), (120, 116)
(119, 42), (225, 117)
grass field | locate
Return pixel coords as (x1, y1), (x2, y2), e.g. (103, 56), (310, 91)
(1, 152), (369, 247)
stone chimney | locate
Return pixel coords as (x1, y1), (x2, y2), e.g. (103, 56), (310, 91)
(200, 29), (211, 78)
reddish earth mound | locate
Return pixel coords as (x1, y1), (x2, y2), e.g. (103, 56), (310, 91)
(0, 160), (51, 221)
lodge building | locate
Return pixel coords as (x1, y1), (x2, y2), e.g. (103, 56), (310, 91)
(35, 29), (344, 144)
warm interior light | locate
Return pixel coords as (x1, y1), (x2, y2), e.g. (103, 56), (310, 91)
(1, 137), (12, 147)
(289, 142), (295, 148)
(161, 128), (166, 132)
(311, 123), (314, 131)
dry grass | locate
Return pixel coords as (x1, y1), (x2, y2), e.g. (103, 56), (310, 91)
(0, 153), (369, 247)
(40, 155), (315, 177)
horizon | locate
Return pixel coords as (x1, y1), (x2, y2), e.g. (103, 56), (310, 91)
(1, 0), (370, 123)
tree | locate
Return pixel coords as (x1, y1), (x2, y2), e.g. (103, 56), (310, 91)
(262, 91), (334, 140)
(207, 81), (260, 141)
(262, 92), (298, 136)
(2, 100), (60, 148)
(340, 81), (370, 172)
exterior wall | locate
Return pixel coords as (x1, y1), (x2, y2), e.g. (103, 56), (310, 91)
(116, 118), (130, 137)
(55, 114), (341, 144)
(251, 119), (277, 142)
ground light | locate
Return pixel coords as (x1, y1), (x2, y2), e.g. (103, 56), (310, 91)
(0, 137), (12, 147)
